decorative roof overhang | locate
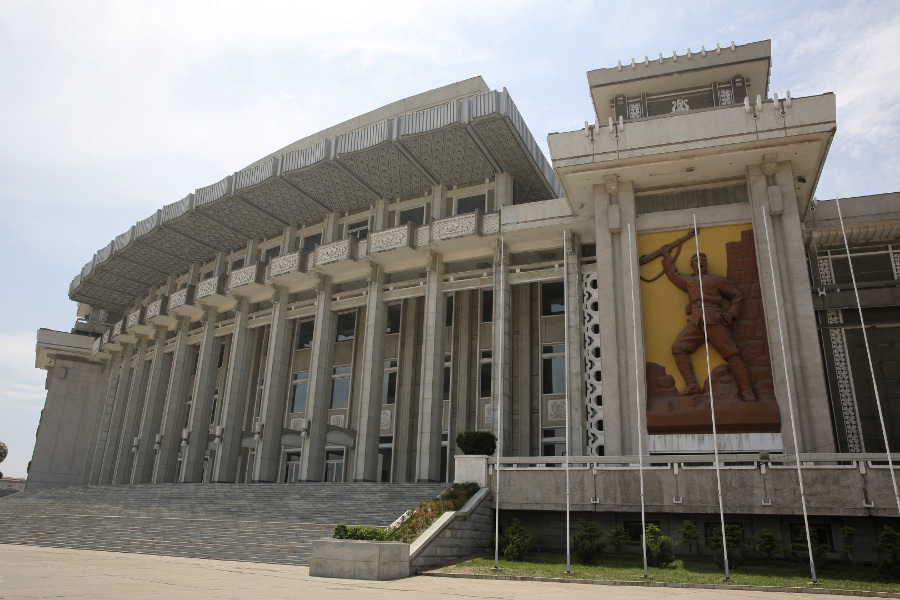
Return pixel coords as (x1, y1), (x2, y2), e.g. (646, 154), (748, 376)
(70, 87), (560, 311)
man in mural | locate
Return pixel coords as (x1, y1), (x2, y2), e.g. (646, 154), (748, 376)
(660, 248), (757, 402)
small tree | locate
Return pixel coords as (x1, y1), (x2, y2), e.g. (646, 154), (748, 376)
(645, 523), (675, 567)
(455, 430), (497, 455)
(573, 520), (606, 564)
(607, 525), (629, 554)
(756, 528), (778, 560)
(792, 527), (830, 572)
(877, 525), (900, 579)
(676, 521), (702, 556)
(501, 518), (535, 561)
(709, 524), (749, 569)
(840, 526), (857, 564)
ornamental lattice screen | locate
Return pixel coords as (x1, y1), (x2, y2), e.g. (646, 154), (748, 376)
(583, 272), (604, 454)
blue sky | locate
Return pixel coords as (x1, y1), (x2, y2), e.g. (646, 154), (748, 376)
(1, 0), (898, 479)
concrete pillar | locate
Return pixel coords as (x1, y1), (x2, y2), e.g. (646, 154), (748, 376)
(564, 229), (586, 455)
(514, 285), (532, 456)
(373, 198), (390, 231)
(748, 159), (835, 452)
(98, 343), (134, 484)
(431, 185), (447, 220)
(416, 252), (446, 482)
(252, 286), (294, 482)
(323, 212), (340, 243)
(82, 360), (115, 485)
(300, 278), (337, 482)
(212, 297), (255, 482)
(153, 318), (192, 484)
(353, 265), (387, 481)
(453, 290), (473, 442)
(395, 297), (420, 482)
(181, 307), (220, 483)
(495, 172), (513, 209)
(112, 337), (151, 484)
(88, 348), (124, 485)
(281, 225), (297, 253)
(491, 240), (512, 454)
(131, 327), (173, 484)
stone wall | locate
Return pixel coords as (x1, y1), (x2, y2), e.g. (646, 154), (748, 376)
(410, 487), (493, 572)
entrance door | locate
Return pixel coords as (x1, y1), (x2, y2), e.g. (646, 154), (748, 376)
(324, 448), (345, 482)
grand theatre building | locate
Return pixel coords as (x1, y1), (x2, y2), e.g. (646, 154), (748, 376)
(30, 39), (900, 541)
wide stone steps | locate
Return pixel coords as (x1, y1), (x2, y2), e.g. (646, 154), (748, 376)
(0, 483), (447, 565)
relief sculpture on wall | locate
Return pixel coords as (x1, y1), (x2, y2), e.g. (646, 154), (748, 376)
(639, 226), (781, 434)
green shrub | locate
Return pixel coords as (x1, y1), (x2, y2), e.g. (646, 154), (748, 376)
(456, 430), (497, 455)
(792, 527), (829, 572)
(840, 526), (857, 564)
(645, 523), (675, 568)
(607, 525), (629, 554)
(877, 525), (900, 579)
(709, 524), (749, 569)
(676, 521), (702, 556)
(573, 520), (605, 564)
(756, 528), (778, 559)
(501, 518), (535, 561)
(333, 524), (387, 541)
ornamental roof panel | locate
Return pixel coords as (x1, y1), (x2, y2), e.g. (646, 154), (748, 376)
(69, 82), (559, 310)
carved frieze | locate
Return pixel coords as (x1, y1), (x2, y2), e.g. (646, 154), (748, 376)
(306, 252), (316, 271)
(583, 272), (604, 455)
(416, 225), (430, 248)
(316, 239), (350, 265)
(228, 264), (259, 289)
(146, 298), (164, 320)
(432, 212), (478, 241)
(268, 252), (300, 279)
(547, 399), (566, 421)
(197, 276), (221, 299)
(112, 320), (123, 338)
(369, 224), (410, 254)
(329, 414), (345, 428)
(169, 288), (188, 309)
(380, 410), (392, 430)
(482, 212), (500, 235)
(126, 309), (141, 329)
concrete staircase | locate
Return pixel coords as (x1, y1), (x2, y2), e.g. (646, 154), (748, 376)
(0, 483), (448, 565)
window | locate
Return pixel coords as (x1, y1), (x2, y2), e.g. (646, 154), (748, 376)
(378, 436), (393, 483)
(386, 304), (402, 334)
(302, 232), (321, 253)
(481, 290), (493, 323)
(183, 394), (193, 429)
(231, 258), (245, 271)
(297, 320), (315, 349)
(283, 451), (302, 483)
(331, 365), (352, 409)
(264, 246), (281, 263)
(346, 219), (369, 240)
(445, 295), (454, 327)
(456, 194), (485, 215)
(325, 448), (345, 482)
(201, 270), (214, 281)
(398, 206), (426, 227)
(443, 354), (452, 401)
(209, 388), (219, 425)
(480, 350), (492, 398)
(336, 312), (356, 342)
(541, 282), (565, 316)
(542, 427), (566, 457)
(542, 344), (566, 395)
(626, 520), (661, 542)
(217, 343), (226, 369)
(382, 360), (398, 405)
(290, 371), (310, 413)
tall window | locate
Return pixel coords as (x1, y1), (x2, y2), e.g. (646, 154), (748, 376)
(479, 350), (492, 399)
(445, 295), (454, 327)
(335, 312), (356, 342)
(456, 194), (485, 215)
(231, 258), (245, 270)
(290, 371), (310, 413)
(325, 448), (345, 482)
(541, 282), (565, 316)
(264, 246), (281, 263)
(542, 344), (567, 395)
(346, 219), (369, 240)
(481, 290), (493, 323)
(331, 365), (352, 409)
(297, 320), (315, 349)
(542, 427), (566, 457)
(378, 436), (393, 483)
(209, 388), (219, 425)
(397, 206), (426, 227)
(386, 304), (402, 334)
(382, 360), (398, 405)
(302, 232), (322, 253)
(283, 451), (302, 483)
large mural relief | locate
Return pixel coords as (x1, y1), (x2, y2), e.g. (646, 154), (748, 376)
(638, 225), (780, 434)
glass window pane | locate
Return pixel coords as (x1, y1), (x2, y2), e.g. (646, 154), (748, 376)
(382, 371), (397, 405)
(541, 282), (565, 316)
(264, 246), (280, 262)
(543, 344), (566, 355)
(333, 365), (352, 376)
(378, 448), (392, 482)
(347, 220), (369, 239)
(481, 290), (493, 323)
(386, 304), (402, 334)
(297, 320), (315, 349)
(398, 207), (425, 227)
(480, 362), (492, 398)
(336, 312), (356, 342)
(542, 356), (567, 394)
(456, 194), (485, 215)
(331, 377), (351, 409)
(443, 366), (451, 400)
(302, 233), (321, 253)
(445, 295), (454, 327)
(231, 258), (245, 270)
(291, 381), (308, 413)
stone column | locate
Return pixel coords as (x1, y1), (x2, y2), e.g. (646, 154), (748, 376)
(112, 337), (151, 484)
(453, 291), (473, 445)
(153, 318), (192, 483)
(180, 307), (220, 483)
(564, 229), (586, 455)
(748, 158), (834, 452)
(416, 253), (446, 482)
(98, 343), (135, 484)
(213, 297), (254, 482)
(491, 240), (512, 455)
(82, 359), (114, 485)
(394, 296), (419, 482)
(131, 327), (173, 484)
(88, 348), (124, 485)
(300, 278), (337, 482)
(252, 286), (294, 483)
(514, 285), (532, 455)
(352, 265), (387, 482)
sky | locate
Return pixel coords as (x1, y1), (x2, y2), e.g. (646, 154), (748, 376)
(1, 0), (899, 479)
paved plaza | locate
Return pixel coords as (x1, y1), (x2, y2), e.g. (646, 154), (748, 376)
(0, 544), (869, 600)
